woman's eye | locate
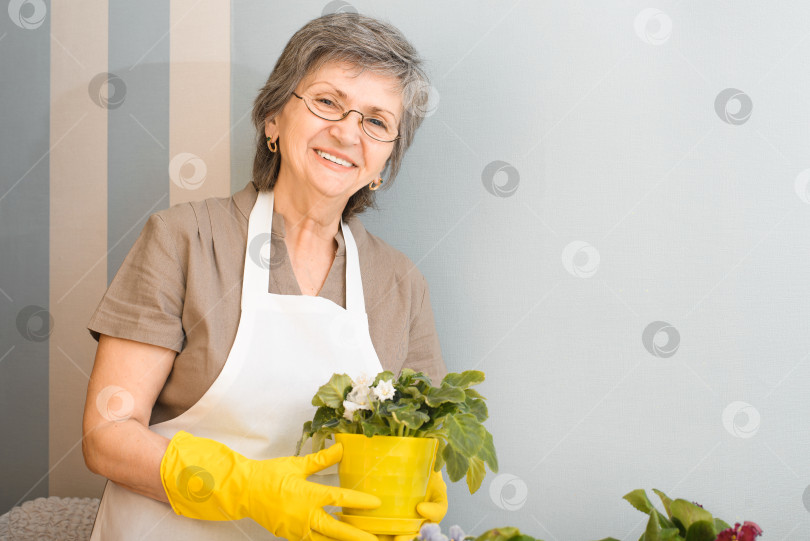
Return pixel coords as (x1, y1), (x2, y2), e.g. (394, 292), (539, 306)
(367, 117), (388, 129)
(316, 97), (339, 108)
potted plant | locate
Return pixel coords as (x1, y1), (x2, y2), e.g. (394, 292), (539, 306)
(597, 488), (763, 541)
(296, 369), (498, 534)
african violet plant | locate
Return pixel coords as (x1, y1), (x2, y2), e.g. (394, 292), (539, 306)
(295, 368), (498, 493)
(597, 488), (762, 541)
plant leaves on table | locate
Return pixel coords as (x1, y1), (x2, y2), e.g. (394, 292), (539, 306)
(684, 520), (717, 541)
(670, 500), (713, 532)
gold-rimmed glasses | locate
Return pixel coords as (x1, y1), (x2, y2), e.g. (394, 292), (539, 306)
(291, 91), (400, 143)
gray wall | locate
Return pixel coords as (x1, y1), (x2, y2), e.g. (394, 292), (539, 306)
(234, 2), (810, 539)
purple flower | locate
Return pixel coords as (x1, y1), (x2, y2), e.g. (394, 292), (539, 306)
(716, 521), (763, 541)
(448, 525), (466, 541)
(418, 523), (447, 541)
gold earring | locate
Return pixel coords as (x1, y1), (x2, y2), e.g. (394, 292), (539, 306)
(266, 136), (278, 153)
(369, 177), (384, 191)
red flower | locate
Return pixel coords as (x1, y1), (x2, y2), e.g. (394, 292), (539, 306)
(716, 522), (763, 541)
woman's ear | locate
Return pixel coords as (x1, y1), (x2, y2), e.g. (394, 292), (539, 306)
(264, 116), (277, 139)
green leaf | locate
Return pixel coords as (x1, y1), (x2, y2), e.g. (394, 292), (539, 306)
(425, 383), (467, 407)
(391, 408), (430, 429)
(684, 521), (717, 541)
(464, 388), (486, 400)
(466, 456), (486, 494)
(477, 431), (498, 472)
(433, 439), (447, 471)
(659, 528), (681, 541)
(400, 385), (425, 401)
(361, 418), (390, 437)
(670, 500), (713, 531)
(445, 413), (486, 457)
(311, 373), (352, 408)
(311, 406), (339, 431)
(442, 370), (485, 389)
(295, 421), (312, 455)
(652, 489), (674, 519)
(713, 518), (731, 533)
(464, 396), (489, 422)
(443, 442), (469, 483)
(624, 489), (656, 515)
(373, 370), (396, 386)
(473, 527), (522, 541)
(644, 509), (662, 541)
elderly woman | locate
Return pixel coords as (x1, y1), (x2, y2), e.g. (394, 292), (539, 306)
(82, 13), (447, 541)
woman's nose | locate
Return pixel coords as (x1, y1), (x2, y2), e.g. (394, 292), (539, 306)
(327, 110), (364, 144)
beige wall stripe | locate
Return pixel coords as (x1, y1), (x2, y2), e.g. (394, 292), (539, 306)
(49, 0), (109, 497)
(169, 0), (231, 206)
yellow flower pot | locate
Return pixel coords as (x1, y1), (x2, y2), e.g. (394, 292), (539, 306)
(335, 433), (438, 521)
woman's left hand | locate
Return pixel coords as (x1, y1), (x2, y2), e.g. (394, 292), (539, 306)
(378, 469), (448, 541)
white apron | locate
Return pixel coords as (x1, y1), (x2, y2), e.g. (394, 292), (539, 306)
(90, 189), (384, 540)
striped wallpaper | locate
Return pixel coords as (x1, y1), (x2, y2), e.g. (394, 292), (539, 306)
(1, 1), (231, 512)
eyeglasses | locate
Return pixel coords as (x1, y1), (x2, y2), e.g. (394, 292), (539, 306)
(291, 91), (400, 143)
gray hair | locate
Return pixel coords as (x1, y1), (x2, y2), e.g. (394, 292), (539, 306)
(250, 12), (431, 220)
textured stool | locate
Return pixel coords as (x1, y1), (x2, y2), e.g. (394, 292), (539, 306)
(0, 497), (100, 541)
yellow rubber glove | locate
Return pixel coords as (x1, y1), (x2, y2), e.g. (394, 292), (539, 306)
(379, 468), (449, 541)
(160, 430), (381, 541)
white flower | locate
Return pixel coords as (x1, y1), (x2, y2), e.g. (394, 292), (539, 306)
(347, 384), (372, 407)
(372, 379), (395, 401)
(342, 399), (370, 421)
(352, 373), (373, 388)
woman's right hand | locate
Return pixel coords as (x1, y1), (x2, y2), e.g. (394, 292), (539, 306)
(161, 432), (381, 541)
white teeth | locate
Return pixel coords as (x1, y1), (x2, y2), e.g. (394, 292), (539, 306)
(316, 149), (354, 167)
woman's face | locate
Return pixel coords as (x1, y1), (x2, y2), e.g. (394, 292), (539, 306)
(265, 61), (403, 204)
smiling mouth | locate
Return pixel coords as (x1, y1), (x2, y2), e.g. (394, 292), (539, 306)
(315, 149), (356, 168)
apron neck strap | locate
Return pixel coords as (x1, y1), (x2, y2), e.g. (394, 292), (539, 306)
(243, 189), (365, 313)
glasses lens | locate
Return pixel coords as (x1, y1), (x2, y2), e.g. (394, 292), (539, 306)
(362, 116), (397, 142)
(305, 94), (398, 142)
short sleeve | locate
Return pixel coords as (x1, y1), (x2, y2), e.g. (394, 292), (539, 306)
(401, 274), (447, 385)
(87, 213), (187, 353)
